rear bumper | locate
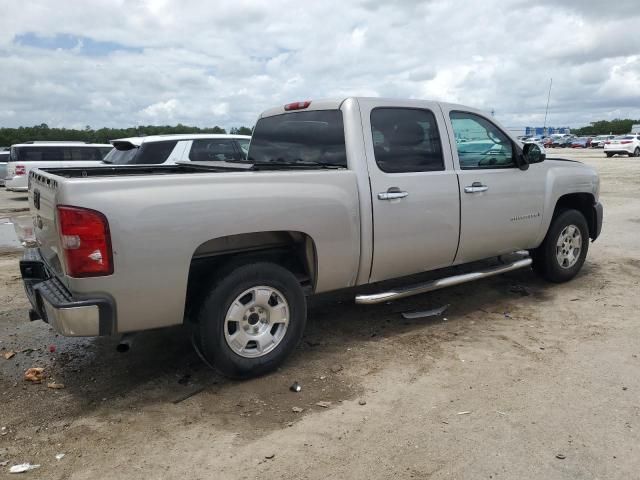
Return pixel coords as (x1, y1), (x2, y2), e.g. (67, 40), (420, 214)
(604, 146), (633, 154)
(20, 248), (115, 336)
(592, 202), (603, 241)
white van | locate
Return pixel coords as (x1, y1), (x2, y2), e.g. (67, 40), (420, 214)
(5, 142), (112, 192)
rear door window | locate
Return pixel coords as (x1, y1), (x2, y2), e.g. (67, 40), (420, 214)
(370, 108), (444, 173)
(189, 139), (242, 162)
(248, 110), (347, 166)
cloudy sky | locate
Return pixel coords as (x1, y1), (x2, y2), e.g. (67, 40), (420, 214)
(0, 0), (639, 130)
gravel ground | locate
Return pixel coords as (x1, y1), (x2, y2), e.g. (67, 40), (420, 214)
(0, 148), (638, 479)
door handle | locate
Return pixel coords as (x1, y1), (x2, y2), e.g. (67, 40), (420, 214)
(464, 182), (489, 194)
(378, 188), (409, 200)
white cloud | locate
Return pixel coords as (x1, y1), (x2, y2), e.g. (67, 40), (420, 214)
(0, 0), (638, 130)
(141, 98), (179, 120)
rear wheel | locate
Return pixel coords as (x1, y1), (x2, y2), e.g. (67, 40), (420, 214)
(632, 147), (640, 157)
(532, 209), (589, 283)
(196, 262), (306, 378)
(605, 152), (614, 158)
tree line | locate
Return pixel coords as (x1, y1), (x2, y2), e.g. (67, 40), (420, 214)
(571, 118), (640, 136)
(0, 124), (253, 147)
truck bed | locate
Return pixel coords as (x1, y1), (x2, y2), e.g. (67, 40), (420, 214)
(37, 162), (250, 179)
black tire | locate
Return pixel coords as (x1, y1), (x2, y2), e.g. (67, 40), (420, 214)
(632, 147), (640, 157)
(532, 209), (589, 283)
(606, 152), (614, 158)
(196, 262), (306, 379)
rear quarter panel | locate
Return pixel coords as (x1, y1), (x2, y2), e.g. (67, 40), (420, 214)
(56, 170), (361, 333)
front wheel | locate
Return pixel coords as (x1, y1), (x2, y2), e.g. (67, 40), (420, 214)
(196, 262), (306, 378)
(531, 209), (589, 283)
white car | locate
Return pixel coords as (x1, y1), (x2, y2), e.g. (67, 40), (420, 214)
(0, 150), (9, 186)
(590, 135), (614, 148)
(604, 135), (640, 157)
(5, 142), (112, 192)
(103, 134), (251, 165)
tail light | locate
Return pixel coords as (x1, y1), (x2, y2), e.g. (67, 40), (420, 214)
(15, 165), (26, 176)
(57, 206), (113, 277)
(284, 101), (311, 111)
(604, 141), (611, 144)
(620, 140), (632, 144)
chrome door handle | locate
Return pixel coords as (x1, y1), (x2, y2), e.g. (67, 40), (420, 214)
(378, 190), (409, 200)
(464, 182), (488, 194)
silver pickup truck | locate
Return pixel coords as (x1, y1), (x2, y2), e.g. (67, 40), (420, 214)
(20, 97), (602, 378)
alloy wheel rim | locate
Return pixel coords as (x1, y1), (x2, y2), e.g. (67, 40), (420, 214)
(224, 286), (289, 358)
(556, 224), (582, 269)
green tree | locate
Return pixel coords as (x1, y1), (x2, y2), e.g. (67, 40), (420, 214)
(0, 124), (231, 147)
(572, 118), (640, 136)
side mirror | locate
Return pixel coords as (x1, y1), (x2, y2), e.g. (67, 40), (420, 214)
(523, 143), (545, 165)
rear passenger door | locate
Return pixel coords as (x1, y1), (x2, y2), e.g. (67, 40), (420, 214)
(358, 99), (461, 283)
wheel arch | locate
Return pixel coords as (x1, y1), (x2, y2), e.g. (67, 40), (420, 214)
(184, 230), (317, 322)
(551, 192), (598, 239)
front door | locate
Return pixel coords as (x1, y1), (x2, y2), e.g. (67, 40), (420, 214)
(443, 109), (546, 264)
(358, 99), (461, 283)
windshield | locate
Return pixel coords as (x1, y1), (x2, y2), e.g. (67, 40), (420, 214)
(248, 110), (347, 166)
(0, 152), (9, 162)
(103, 140), (178, 164)
(10, 146), (111, 162)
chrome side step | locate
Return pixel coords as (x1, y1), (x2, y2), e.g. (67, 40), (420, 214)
(355, 257), (533, 305)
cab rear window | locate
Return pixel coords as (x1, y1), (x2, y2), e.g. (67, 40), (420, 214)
(248, 110), (347, 167)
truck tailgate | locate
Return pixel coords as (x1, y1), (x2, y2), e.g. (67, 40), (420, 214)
(28, 171), (65, 278)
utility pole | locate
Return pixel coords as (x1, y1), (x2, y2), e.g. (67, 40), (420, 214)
(543, 77), (552, 136)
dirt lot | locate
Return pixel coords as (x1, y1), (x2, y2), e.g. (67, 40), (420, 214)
(0, 149), (639, 479)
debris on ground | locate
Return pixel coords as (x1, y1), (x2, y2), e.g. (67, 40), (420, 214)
(358, 399), (367, 406)
(55, 453), (65, 461)
(289, 381), (302, 393)
(172, 385), (207, 404)
(2, 351), (15, 360)
(0, 460), (8, 467)
(292, 407), (304, 413)
(24, 368), (44, 383)
(1, 427), (7, 436)
(315, 401), (331, 408)
(48, 345), (56, 353)
(265, 453), (275, 459)
(330, 364), (343, 373)
(47, 383), (65, 390)
(457, 411), (471, 415)
(508, 284), (531, 296)
(401, 304), (449, 320)
(556, 454), (566, 460)
(9, 463), (41, 473)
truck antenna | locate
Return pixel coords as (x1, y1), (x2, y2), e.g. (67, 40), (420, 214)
(543, 77), (552, 135)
